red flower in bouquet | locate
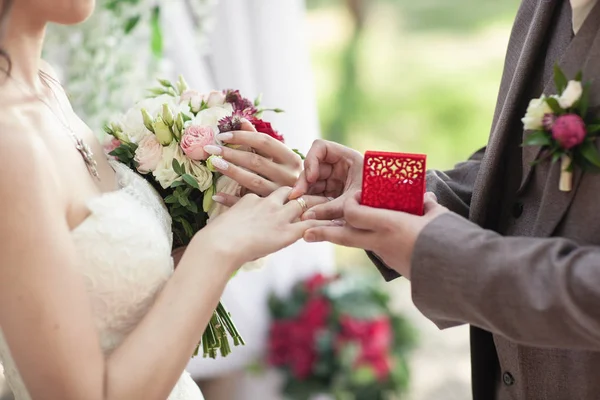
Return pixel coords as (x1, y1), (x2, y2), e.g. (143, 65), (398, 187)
(300, 297), (331, 329)
(305, 273), (330, 294)
(339, 316), (394, 380)
(248, 116), (285, 142)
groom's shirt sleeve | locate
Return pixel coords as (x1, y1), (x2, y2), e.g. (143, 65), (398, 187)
(368, 147), (486, 281)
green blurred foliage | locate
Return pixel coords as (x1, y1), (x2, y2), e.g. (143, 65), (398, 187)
(307, 0), (520, 172)
(305, 0), (520, 268)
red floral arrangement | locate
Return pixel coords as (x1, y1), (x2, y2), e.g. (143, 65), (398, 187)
(267, 273), (416, 400)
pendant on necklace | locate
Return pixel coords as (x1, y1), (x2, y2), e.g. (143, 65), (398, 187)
(74, 136), (100, 180)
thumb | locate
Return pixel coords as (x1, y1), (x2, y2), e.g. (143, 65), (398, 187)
(240, 118), (258, 132)
(301, 197), (345, 221)
(423, 192), (440, 214)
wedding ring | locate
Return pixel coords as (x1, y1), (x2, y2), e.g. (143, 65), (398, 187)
(326, 197), (335, 202)
(295, 197), (309, 212)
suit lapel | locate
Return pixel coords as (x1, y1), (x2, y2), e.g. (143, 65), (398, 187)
(519, 1), (600, 192)
(470, 0), (560, 225)
(532, 3), (600, 237)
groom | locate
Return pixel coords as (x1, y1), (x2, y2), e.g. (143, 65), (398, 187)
(291, 0), (600, 399)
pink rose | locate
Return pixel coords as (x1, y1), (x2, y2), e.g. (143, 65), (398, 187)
(552, 114), (587, 149)
(180, 125), (215, 161)
(180, 90), (203, 113)
(134, 135), (163, 173)
(205, 90), (226, 108)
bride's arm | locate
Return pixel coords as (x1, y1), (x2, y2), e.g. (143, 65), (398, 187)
(0, 134), (328, 400)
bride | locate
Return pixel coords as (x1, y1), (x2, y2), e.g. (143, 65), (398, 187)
(0, 0), (332, 399)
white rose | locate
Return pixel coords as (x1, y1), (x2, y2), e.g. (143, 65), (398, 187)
(119, 106), (153, 143)
(153, 141), (185, 189)
(558, 80), (583, 109)
(180, 90), (203, 113)
(206, 90), (227, 108)
(190, 103), (234, 131)
(187, 160), (213, 191)
(521, 96), (553, 130)
(134, 135), (163, 173)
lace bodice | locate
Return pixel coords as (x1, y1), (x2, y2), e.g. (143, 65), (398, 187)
(0, 160), (203, 400)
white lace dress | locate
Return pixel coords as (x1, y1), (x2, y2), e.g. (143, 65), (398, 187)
(0, 160), (204, 400)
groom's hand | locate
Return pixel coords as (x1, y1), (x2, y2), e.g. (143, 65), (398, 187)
(303, 192), (448, 278)
(289, 140), (363, 220)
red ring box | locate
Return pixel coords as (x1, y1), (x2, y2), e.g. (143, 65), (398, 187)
(360, 151), (427, 216)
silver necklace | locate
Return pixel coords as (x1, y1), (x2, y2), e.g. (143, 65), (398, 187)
(10, 73), (100, 180)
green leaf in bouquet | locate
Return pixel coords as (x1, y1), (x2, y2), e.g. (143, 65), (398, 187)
(178, 194), (191, 207)
(124, 15), (141, 34)
(170, 180), (186, 188)
(203, 185), (215, 213)
(522, 130), (552, 147)
(577, 82), (591, 117)
(580, 140), (600, 167)
(164, 194), (178, 204)
(545, 96), (564, 115)
(554, 64), (568, 93)
(186, 201), (199, 214)
(175, 217), (195, 239)
(150, 6), (163, 59)
(587, 124), (600, 134)
(172, 159), (184, 175)
(182, 174), (200, 189)
(350, 366), (377, 386)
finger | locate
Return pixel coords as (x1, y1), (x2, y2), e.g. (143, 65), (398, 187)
(212, 193), (240, 208)
(205, 145), (296, 186)
(423, 192), (441, 215)
(302, 225), (376, 250)
(289, 163), (334, 199)
(240, 119), (258, 132)
(307, 180), (327, 196)
(210, 157), (278, 197)
(343, 191), (414, 230)
(303, 140), (329, 184)
(304, 140), (361, 183)
(289, 170), (310, 200)
(284, 195), (330, 221)
(216, 130), (299, 166)
(267, 186), (295, 204)
(301, 196), (346, 221)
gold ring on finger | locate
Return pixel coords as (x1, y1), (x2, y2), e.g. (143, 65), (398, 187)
(295, 197), (309, 212)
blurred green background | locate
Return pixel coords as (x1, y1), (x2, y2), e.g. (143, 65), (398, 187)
(305, 0), (520, 268)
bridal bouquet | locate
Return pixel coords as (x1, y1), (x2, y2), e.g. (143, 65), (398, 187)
(267, 273), (416, 400)
(103, 76), (284, 358)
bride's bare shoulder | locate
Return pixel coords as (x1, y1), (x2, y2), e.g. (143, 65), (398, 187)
(0, 115), (61, 197)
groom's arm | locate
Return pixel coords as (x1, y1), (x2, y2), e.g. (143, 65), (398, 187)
(369, 147), (485, 281)
(411, 212), (600, 350)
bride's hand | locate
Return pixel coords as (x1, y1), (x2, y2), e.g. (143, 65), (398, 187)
(192, 187), (333, 267)
(204, 120), (303, 197)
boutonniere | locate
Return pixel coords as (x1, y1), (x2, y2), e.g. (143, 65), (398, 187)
(521, 66), (600, 192)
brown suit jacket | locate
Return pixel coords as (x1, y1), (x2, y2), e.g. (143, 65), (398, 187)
(370, 1), (600, 399)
